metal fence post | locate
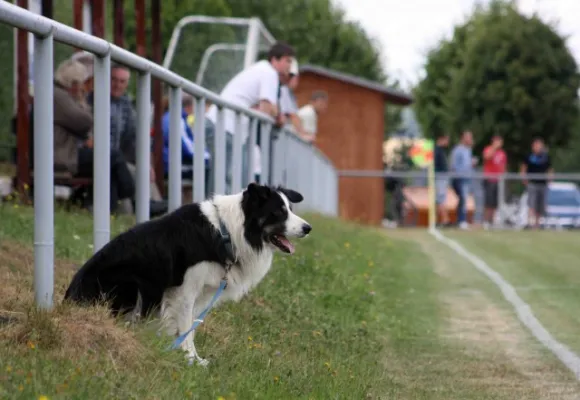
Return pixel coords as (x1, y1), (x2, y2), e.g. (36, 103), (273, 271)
(247, 118), (257, 185)
(33, 32), (54, 310)
(498, 175), (506, 227)
(243, 17), (261, 69)
(168, 86), (182, 211)
(135, 71), (151, 223)
(260, 122), (271, 185)
(193, 96), (206, 202)
(232, 113), (243, 193)
(213, 107), (226, 195)
(93, 52), (111, 253)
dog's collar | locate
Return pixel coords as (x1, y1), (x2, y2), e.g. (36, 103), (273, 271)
(214, 204), (237, 270)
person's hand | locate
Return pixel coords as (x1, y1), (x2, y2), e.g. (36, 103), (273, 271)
(276, 113), (287, 127)
(150, 166), (156, 182)
(85, 137), (93, 148)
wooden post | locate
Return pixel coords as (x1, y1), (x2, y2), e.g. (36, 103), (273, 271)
(41, 0), (53, 19)
(15, 0), (30, 199)
(91, 0), (105, 39)
(73, 0), (83, 31)
(134, 0), (146, 56)
(113, 0), (125, 47)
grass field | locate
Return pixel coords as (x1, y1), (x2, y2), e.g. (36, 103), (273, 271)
(1, 203), (580, 399)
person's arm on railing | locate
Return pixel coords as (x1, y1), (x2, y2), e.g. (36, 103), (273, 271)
(288, 114), (313, 143)
(256, 70), (280, 118)
(257, 100), (277, 117)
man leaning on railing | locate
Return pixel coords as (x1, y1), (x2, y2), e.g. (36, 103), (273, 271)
(204, 41), (296, 194)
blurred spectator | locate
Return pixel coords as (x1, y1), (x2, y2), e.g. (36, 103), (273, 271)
(54, 60), (93, 174)
(53, 59), (135, 213)
(450, 130), (475, 230)
(205, 41), (296, 194)
(161, 93), (211, 186)
(434, 133), (451, 227)
(296, 90), (328, 143)
(482, 135), (507, 230)
(278, 58), (310, 139)
(86, 62), (167, 216)
(520, 137), (553, 229)
(71, 51), (94, 95)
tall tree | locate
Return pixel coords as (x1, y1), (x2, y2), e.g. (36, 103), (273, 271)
(414, 0), (580, 167)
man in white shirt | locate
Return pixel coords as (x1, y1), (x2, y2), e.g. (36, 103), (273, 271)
(297, 91), (329, 143)
(205, 41), (295, 194)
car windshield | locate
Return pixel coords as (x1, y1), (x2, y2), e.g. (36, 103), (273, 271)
(547, 188), (580, 206)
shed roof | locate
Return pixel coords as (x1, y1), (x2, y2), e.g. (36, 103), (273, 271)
(299, 64), (413, 106)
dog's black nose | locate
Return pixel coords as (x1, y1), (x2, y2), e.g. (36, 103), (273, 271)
(302, 224), (312, 235)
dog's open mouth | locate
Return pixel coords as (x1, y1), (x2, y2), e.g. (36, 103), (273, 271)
(269, 234), (295, 254)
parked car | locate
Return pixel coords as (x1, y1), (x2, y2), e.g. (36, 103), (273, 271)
(516, 182), (580, 229)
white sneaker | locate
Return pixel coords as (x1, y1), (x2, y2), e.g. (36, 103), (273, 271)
(483, 222), (490, 230)
(459, 222), (470, 230)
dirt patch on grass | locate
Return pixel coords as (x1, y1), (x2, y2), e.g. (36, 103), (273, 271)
(413, 233), (580, 399)
(0, 239), (147, 366)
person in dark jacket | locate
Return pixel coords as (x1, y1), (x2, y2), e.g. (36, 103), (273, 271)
(54, 59), (135, 213)
(86, 61), (166, 216)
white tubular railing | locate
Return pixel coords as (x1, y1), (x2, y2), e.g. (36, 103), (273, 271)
(0, 3), (338, 310)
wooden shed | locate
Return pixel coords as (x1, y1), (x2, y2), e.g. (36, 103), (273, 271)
(294, 65), (413, 225)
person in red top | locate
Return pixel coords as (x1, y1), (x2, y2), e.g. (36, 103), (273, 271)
(482, 135), (507, 229)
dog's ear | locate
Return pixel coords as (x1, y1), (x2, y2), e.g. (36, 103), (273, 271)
(277, 187), (303, 204)
(246, 182), (271, 202)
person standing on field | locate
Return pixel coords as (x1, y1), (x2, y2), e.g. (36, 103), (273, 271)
(482, 135), (507, 229)
(520, 137), (553, 229)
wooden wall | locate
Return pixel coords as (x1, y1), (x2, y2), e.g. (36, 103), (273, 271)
(295, 73), (386, 225)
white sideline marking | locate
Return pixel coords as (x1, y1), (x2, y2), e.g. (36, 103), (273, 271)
(430, 228), (580, 380)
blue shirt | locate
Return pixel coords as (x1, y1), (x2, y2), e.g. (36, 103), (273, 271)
(450, 144), (473, 178)
(162, 110), (211, 174)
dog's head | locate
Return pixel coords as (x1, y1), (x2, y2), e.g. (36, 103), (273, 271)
(241, 183), (312, 254)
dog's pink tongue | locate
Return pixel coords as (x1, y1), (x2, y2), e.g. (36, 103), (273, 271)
(279, 237), (295, 254)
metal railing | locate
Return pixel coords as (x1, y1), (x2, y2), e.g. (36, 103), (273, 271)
(349, 169), (580, 229)
(0, 3), (338, 310)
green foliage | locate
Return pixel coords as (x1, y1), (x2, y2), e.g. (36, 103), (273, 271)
(0, 0), (400, 160)
(414, 0), (580, 167)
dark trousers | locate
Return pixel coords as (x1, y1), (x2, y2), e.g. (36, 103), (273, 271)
(452, 178), (468, 224)
(77, 147), (135, 212)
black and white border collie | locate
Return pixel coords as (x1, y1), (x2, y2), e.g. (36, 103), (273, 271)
(64, 183), (311, 365)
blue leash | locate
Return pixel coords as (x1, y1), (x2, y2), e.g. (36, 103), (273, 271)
(169, 278), (228, 350)
(169, 206), (235, 351)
